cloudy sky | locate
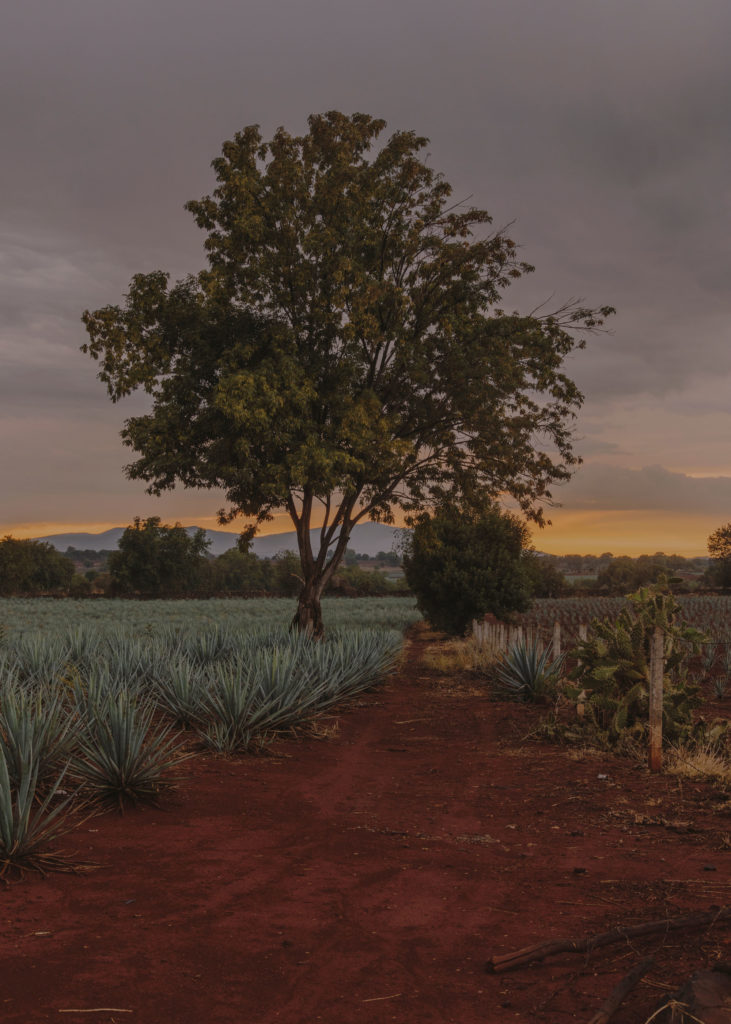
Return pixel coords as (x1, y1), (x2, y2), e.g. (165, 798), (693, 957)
(2, 0), (730, 555)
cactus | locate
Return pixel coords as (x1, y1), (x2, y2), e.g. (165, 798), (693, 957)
(568, 577), (710, 745)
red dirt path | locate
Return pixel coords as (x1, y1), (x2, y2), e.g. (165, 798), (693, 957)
(2, 633), (730, 1023)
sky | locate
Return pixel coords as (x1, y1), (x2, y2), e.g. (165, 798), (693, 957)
(1, 0), (730, 556)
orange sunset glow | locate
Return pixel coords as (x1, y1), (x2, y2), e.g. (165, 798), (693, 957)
(3, 507), (716, 558)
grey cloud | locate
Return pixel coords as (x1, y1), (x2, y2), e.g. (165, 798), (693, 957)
(556, 464), (731, 515)
(2, 0), (731, 527)
(574, 438), (629, 458)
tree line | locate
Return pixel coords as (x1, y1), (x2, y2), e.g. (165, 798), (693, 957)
(538, 551), (709, 594)
(3, 516), (731, 607)
(0, 520), (405, 599)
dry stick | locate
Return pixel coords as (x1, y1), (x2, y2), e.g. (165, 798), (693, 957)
(586, 957), (654, 1024)
(486, 907), (731, 973)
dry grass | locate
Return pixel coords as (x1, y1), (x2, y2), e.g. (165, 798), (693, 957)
(421, 636), (499, 675)
(665, 741), (731, 785)
(301, 717), (341, 741)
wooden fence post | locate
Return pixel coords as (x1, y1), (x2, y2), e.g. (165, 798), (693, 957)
(649, 626), (664, 772)
(552, 621), (561, 658)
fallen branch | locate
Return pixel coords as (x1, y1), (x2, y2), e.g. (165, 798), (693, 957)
(487, 906), (731, 973)
(586, 957), (654, 1024)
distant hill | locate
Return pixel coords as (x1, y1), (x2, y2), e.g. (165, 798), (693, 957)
(35, 521), (408, 559)
(36, 528), (127, 552)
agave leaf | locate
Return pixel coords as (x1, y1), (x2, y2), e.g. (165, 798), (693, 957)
(0, 747), (81, 877)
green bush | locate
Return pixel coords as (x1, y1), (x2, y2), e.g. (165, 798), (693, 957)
(0, 537), (74, 596)
(403, 504), (532, 635)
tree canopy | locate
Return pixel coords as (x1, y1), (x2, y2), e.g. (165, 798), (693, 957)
(108, 517), (210, 596)
(707, 523), (731, 590)
(82, 111), (612, 633)
(0, 537), (74, 596)
(402, 503), (533, 634)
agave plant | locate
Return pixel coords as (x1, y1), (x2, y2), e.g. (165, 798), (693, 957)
(311, 630), (403, 708)
(12, 633), (68, 687)
(197, 665), (256, 753)
(153, 658), (208, 728)
(0, 747), (77, 878)
(493, 636), (565, 702)
(701, 643), (718, 677)
(196, 650), (306, 752)
(0, 684), (78, 790)
(73, 692), (190, 809)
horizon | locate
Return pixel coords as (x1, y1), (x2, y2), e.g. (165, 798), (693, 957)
(2, 512), (715, 559)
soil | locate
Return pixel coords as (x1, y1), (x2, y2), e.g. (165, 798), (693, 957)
(2, 629), (730, 1024)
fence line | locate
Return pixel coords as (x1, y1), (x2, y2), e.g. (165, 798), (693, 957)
(472, 618), (697, 774)
(472, 619), (582, 654)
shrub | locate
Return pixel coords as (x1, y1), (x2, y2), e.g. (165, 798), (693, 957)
(568, 578), (712, 745)
(403, 504), (532, 635)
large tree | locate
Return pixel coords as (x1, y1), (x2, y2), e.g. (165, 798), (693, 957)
(82, 111), (612, 634)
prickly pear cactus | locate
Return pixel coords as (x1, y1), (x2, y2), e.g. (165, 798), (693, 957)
(568, 577), (706, 744)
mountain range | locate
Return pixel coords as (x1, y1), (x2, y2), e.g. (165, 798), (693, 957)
(35, 521), (409, 559)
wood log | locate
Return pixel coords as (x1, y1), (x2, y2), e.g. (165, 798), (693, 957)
(486, 906), (731, 973)
(586, 958), (654, 1024)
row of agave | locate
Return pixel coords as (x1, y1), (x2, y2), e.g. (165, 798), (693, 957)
(0, 625), (403, 877)
(0, 596), (421, 639)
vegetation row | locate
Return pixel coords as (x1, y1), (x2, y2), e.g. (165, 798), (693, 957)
(431, 582), (730, 778)
(0, 619), (404, 877)
(0, 525), (407, 600)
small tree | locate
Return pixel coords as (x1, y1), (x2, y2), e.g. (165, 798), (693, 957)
(82, 111), (612, 634)
(268, 551), (303, 597)
(109, 517), (210, 596)
(707, 523), (731, 590)
(402, 504), (532, 635)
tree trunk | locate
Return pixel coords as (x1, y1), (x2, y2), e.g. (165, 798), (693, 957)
(287, 489), (358, 637)
(291, 576), (325, 637)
